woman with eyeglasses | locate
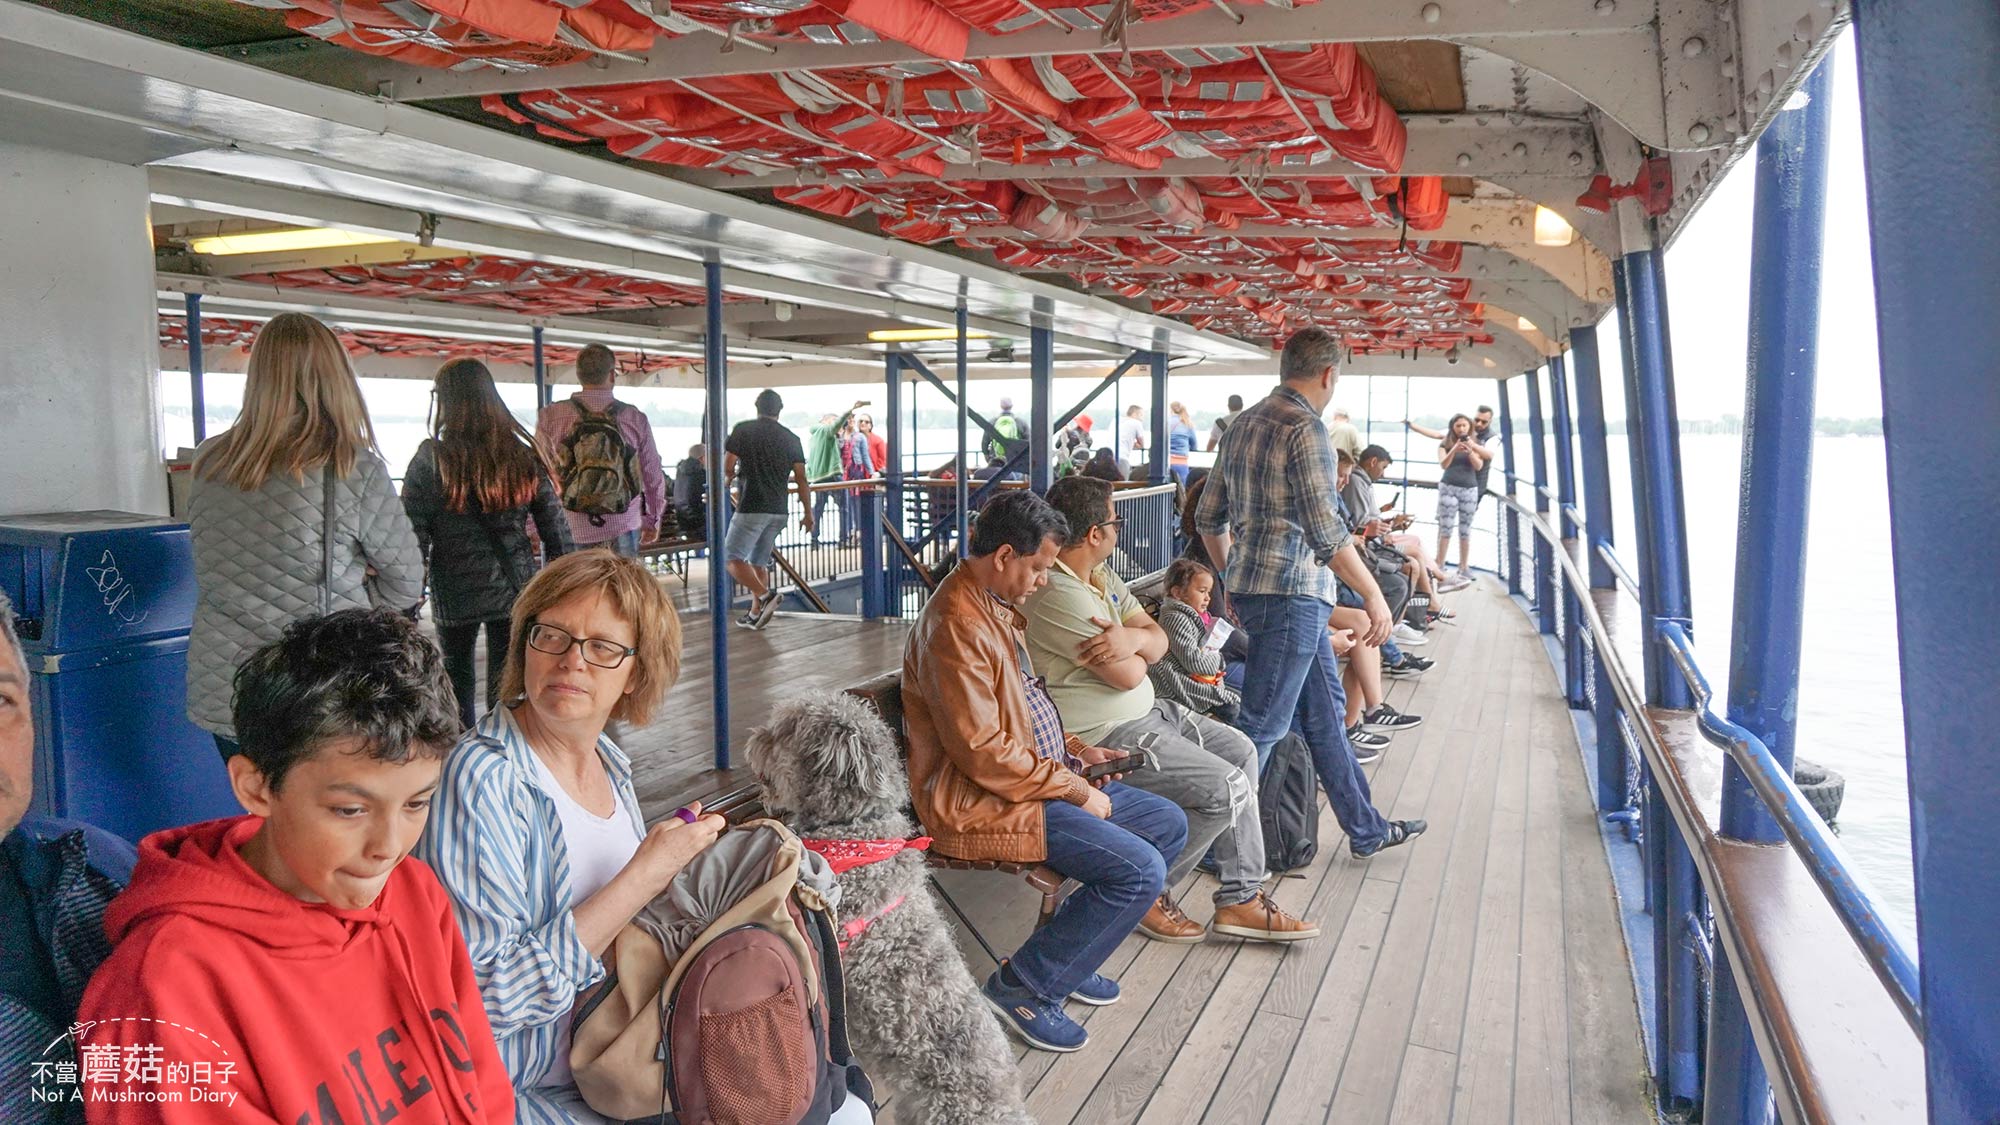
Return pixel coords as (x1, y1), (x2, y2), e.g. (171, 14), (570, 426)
(415, 550), (726, 1123)
(403, 357), (575, 728)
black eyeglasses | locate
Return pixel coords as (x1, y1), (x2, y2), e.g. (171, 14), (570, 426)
(1095, 517), (1125, 532)
(525, 623), (637, 669)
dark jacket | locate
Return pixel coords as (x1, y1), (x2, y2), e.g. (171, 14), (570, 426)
(402, 440), (575, 625)
(1, 815), (136, 1123)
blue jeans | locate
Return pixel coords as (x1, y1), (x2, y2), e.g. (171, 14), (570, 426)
(587, 529), (640, 557)
(1007, 783), (1186, 1004)
(1232, 593), (1390, 850)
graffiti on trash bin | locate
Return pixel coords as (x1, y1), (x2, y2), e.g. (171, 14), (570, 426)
(84, 550), (150, 628)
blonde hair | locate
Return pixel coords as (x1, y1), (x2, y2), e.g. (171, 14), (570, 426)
(193, 313), (379, 490)
(499, 551), (682, 727)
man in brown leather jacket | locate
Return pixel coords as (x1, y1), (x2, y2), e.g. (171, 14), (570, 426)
(904, 490), (1188, 1054)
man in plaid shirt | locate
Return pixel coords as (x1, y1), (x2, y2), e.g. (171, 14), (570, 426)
(1195, 328), (1429, 858)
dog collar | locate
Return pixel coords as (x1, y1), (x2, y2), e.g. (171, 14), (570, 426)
(797, 835), (932, 875)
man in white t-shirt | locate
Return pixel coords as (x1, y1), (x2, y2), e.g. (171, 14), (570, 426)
(1118, 406), (1145, 471)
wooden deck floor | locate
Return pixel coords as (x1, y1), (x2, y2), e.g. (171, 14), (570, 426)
(901, 577), (1652, 1125)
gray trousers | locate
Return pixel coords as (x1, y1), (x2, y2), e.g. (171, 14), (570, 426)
(1100, 700), (1265, 907)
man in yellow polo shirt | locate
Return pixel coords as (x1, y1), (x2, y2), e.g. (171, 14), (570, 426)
(1024, 476), (1318, 945)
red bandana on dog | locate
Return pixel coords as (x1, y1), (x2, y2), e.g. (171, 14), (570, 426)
(797, 836), (935, 949)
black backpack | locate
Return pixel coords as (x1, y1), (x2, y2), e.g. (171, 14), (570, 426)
(1259, 731), (1321, 871)
(557, 397), (643, 525)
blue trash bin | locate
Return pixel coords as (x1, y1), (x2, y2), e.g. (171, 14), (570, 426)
(0, 510), (237, 843)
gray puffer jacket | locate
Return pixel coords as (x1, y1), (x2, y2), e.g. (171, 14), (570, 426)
(185, 443), (425, 737)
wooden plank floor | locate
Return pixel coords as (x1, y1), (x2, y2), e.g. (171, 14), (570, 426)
(899, 577), (1652, 1125)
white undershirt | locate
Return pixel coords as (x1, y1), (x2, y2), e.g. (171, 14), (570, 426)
(525, 746), (642, 1088)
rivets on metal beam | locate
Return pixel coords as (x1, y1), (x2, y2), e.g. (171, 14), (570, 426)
(1682, 37), (1706, 58)
(1509, 215), (1524, 228)
(1512, 142), (1529, 158)
(1688, 122), (1713, 144)
(1471, 224), (1484, 234)
(1421, 3), (1442, 23)
(1593, 0), (1615, 12)
(1457, 153), (1473, 167)
(1568, 151), (1584, 167)
(1597, 287), (1611, 299)
(1757, 70), (1776, 96)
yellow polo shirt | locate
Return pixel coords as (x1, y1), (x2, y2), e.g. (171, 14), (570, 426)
(1022, 557), (1155, 743)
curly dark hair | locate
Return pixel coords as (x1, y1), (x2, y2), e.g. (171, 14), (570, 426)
(1044, 475), (1115, 547)
(231, 609), (462, 789)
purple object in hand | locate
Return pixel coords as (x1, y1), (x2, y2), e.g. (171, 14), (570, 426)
(671, 806), (698, 825)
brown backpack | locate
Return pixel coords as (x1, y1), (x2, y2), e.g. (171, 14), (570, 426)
(568, 820), (873, 1124)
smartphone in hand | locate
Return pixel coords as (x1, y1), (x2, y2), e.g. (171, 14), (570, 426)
(1083, 752), (1149, 780)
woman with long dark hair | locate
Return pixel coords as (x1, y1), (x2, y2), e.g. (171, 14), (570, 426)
(1434, 411), (1486, 583)
(404, 357), (574, 727)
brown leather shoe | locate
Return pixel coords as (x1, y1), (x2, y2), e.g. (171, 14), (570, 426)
(1210, 892), (1321, 943)
(1137, 894), (1206, 944)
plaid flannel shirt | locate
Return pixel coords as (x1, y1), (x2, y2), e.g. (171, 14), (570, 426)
(1195, 385), (1351, 606)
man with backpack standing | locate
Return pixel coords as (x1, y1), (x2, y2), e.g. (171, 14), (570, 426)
(806, 401), (866, 546)
(536, 344), (666, 558)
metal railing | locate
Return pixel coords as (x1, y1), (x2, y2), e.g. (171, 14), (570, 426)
(1487, 482), (1924, 1117)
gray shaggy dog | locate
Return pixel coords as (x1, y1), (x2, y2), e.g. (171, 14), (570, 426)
(746, 692), (1035, 1125)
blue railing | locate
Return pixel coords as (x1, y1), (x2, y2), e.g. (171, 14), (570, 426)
(1652, 620), (1923, 1032)
(1489, 482), (1924, 1118)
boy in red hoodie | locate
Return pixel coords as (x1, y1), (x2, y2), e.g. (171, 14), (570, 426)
(77, 610), (515, 1124)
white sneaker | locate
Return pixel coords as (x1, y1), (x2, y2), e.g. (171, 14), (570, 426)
(1437, 574), (1472, 593)
(1393, 623), (1429, 646)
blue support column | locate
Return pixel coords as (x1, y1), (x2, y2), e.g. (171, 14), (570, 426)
(1571, 325), (1617, 589)
(858, 490), (884, 619)
(955, 306), (971, 556)
(1854, 4), (2000, 1119)
(1572, 325), (1627, 812)
(1029, 325), (1053, 493)
(185, 293), (208, 444)
(883, 353), (904, 617)
(701, 262), (731, 770)
(1703, 61), (1833, 1125)
(1526, 368), (1555, 635)
(1622, 243), (1704, 1117)
(532, 325), (549, 410)
(1550, 353), (1586, 705)
(1498, 382), (1522, 595)
(1549, 354), (1580, 538)
(1148, 350), (1169, 485)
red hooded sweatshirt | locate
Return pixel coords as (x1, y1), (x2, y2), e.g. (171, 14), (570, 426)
(76, 817), (516, 1124)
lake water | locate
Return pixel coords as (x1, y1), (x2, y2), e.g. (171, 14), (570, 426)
(161, 396), (1916, 936)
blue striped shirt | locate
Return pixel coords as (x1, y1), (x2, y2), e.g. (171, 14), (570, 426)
(1194, 385), (1351, 606)
(414, 705), (643, 1124)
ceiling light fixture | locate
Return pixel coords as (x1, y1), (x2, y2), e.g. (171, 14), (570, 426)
(866, 327), (993, 343)
(1532, 206), (1575, 247)
(188, 227), (401, 256)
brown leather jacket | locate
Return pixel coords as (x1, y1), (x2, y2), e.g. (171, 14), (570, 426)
(903, 566), (1096, 863)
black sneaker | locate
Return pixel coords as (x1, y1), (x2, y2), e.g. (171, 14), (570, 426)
(1384, 655), (1434, 678)
(1351, 819), (1428, 859)
(1344, 725), (1387, 764)
(1361, 704), (1424, 733)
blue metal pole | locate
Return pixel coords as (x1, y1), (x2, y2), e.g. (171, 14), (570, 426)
(1029, 326), (1053, 493)
(1614, 264), (1658, 649)
(955, 305), (970, 557)
(1148, 350), (1169, 485)
(183, 292), (209, 444)
(1855, 4), (2000, 1119)
(702, 261), (731, 770)
(1498, 381), (1522, 595)
(1571, 325), (1617, 590)
(532, 324), (548, 410)
(1572, 326), (1628, 812)
(858, 489), (884, 619)
(1549, 352), (1586, 705)
(1623, 250), (1695, 711)
(1549, 353), (1580, 539)
(1703, 60), (1834, 1125)
(883, 353), (904, 617)
(1526, 368), (1555, 635)
(1623, 243), (1704, 1117)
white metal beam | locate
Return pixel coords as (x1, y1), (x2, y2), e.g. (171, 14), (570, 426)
(679, 117), (1598, 187)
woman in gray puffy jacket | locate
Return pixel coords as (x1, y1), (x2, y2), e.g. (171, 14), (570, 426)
(185, 313), (425, 760)
(402, 357), (574, 728)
